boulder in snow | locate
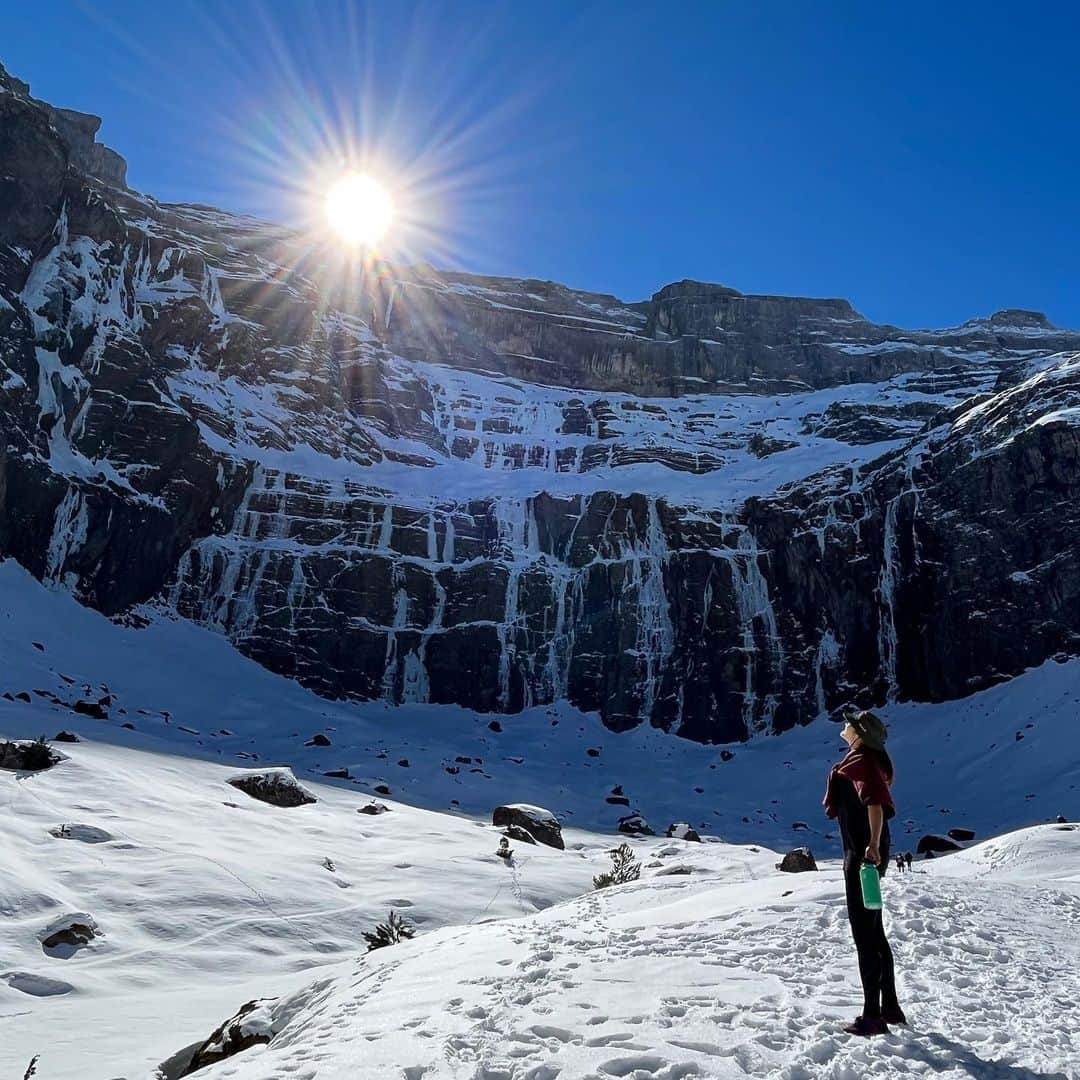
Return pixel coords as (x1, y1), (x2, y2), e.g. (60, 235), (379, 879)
(665, 823), (702, 842)
(72, 699), (108, 719)
(227, 768), (316, 808)
(40, 913), (99, 956)
(778, 847), (818, 873)
(358, 800), (389, 815)
(492, 804), (564, 849)
(917, 834), (963, 855)
(177, 998), (277, 1077)
(617, 812), (655, 836)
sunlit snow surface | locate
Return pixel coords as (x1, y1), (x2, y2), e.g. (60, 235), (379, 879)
(2, 563), (1079, 1078)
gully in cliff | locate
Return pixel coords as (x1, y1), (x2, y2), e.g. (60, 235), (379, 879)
(823, 708), (908, 1036)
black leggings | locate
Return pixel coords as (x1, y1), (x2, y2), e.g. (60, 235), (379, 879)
(843, 852), (898, 1018)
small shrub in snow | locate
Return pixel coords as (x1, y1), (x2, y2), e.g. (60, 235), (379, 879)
(593, 842), (641, 889)
(363, 910), (415, 951)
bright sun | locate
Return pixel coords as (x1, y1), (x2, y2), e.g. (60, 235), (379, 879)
(326, 173), (394, 246)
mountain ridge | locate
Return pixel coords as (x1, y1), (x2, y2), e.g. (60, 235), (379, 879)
(3, 58), (1080, 742)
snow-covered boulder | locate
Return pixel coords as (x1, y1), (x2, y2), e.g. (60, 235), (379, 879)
(917, 833), (963, 855)
(617, 812), (655, 836)
(177, 998), (277, 1077)
(227, 768), (316, 808)
(492, 804), (563, 849)
(39, 913), (99, 956)
(778, 847), (818, 873)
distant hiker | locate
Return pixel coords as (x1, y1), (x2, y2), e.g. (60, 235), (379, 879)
(823, 708), (907, 1036)
(904, 852), (913, 871)
(895, 854), (905, 874)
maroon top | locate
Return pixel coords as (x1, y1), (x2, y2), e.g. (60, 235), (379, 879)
(823, 749), (895, 820)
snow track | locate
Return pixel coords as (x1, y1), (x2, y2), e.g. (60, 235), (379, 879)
(192, 832), (1080, 1079)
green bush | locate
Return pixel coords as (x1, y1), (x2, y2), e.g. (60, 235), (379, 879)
(363, 910), (415, 951)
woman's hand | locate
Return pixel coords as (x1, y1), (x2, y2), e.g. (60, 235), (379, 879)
(864, 842), (881, 866)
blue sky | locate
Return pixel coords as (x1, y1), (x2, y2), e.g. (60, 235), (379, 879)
(5, 1), (1079, 327)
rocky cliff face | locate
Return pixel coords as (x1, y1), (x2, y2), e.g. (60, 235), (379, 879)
(3, 61), (1080, 742)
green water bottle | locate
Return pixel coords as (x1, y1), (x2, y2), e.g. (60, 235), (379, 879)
(860, 861), (883, 910)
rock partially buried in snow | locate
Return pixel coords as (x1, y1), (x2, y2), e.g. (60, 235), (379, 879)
(358, 800), (389, 815)
(492, 804), (564, 849)
(40, 913), (99, 956)
(177, 998), (277, 1077)
(72, 699), (109, 719)
(227, 768), (316, 808)
(617, 812), (655, 836)
(665, 822), (702, 842)
(917, 833), (964, 855)
(778, 847), (818, 873)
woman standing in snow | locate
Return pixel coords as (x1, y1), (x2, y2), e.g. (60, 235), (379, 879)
(823, 709), (907, 1036)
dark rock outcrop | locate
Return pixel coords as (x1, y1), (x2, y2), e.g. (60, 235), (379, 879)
(227, 769), (316, 808)
(178, 999), (276, 1077)
(916, 834), (963, 855)
(778, 847), (818, 873)
(617, 812), (655, 836)
(492, 803), (564, 849)
(40, 913), (99, 955)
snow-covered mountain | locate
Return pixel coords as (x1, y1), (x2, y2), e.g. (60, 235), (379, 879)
(4, 61), (1080, 745)
(4, 60), (1080, 1080)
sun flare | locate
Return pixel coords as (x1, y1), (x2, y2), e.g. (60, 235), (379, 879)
(326, 173), (394, 246)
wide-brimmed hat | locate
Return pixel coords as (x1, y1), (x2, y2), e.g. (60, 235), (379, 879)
(845, 708), (888, 751)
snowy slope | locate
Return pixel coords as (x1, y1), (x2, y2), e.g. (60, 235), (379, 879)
(1, 724), (1077, 1079)
(182, 825), (1080, 1080)
(2, 558), (1078, 851)
(3, 557), (1080, 1077)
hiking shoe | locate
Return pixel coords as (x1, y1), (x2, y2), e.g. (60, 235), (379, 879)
(843, 1015), (890, 1037)
(882, 1005), (908, 1026)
